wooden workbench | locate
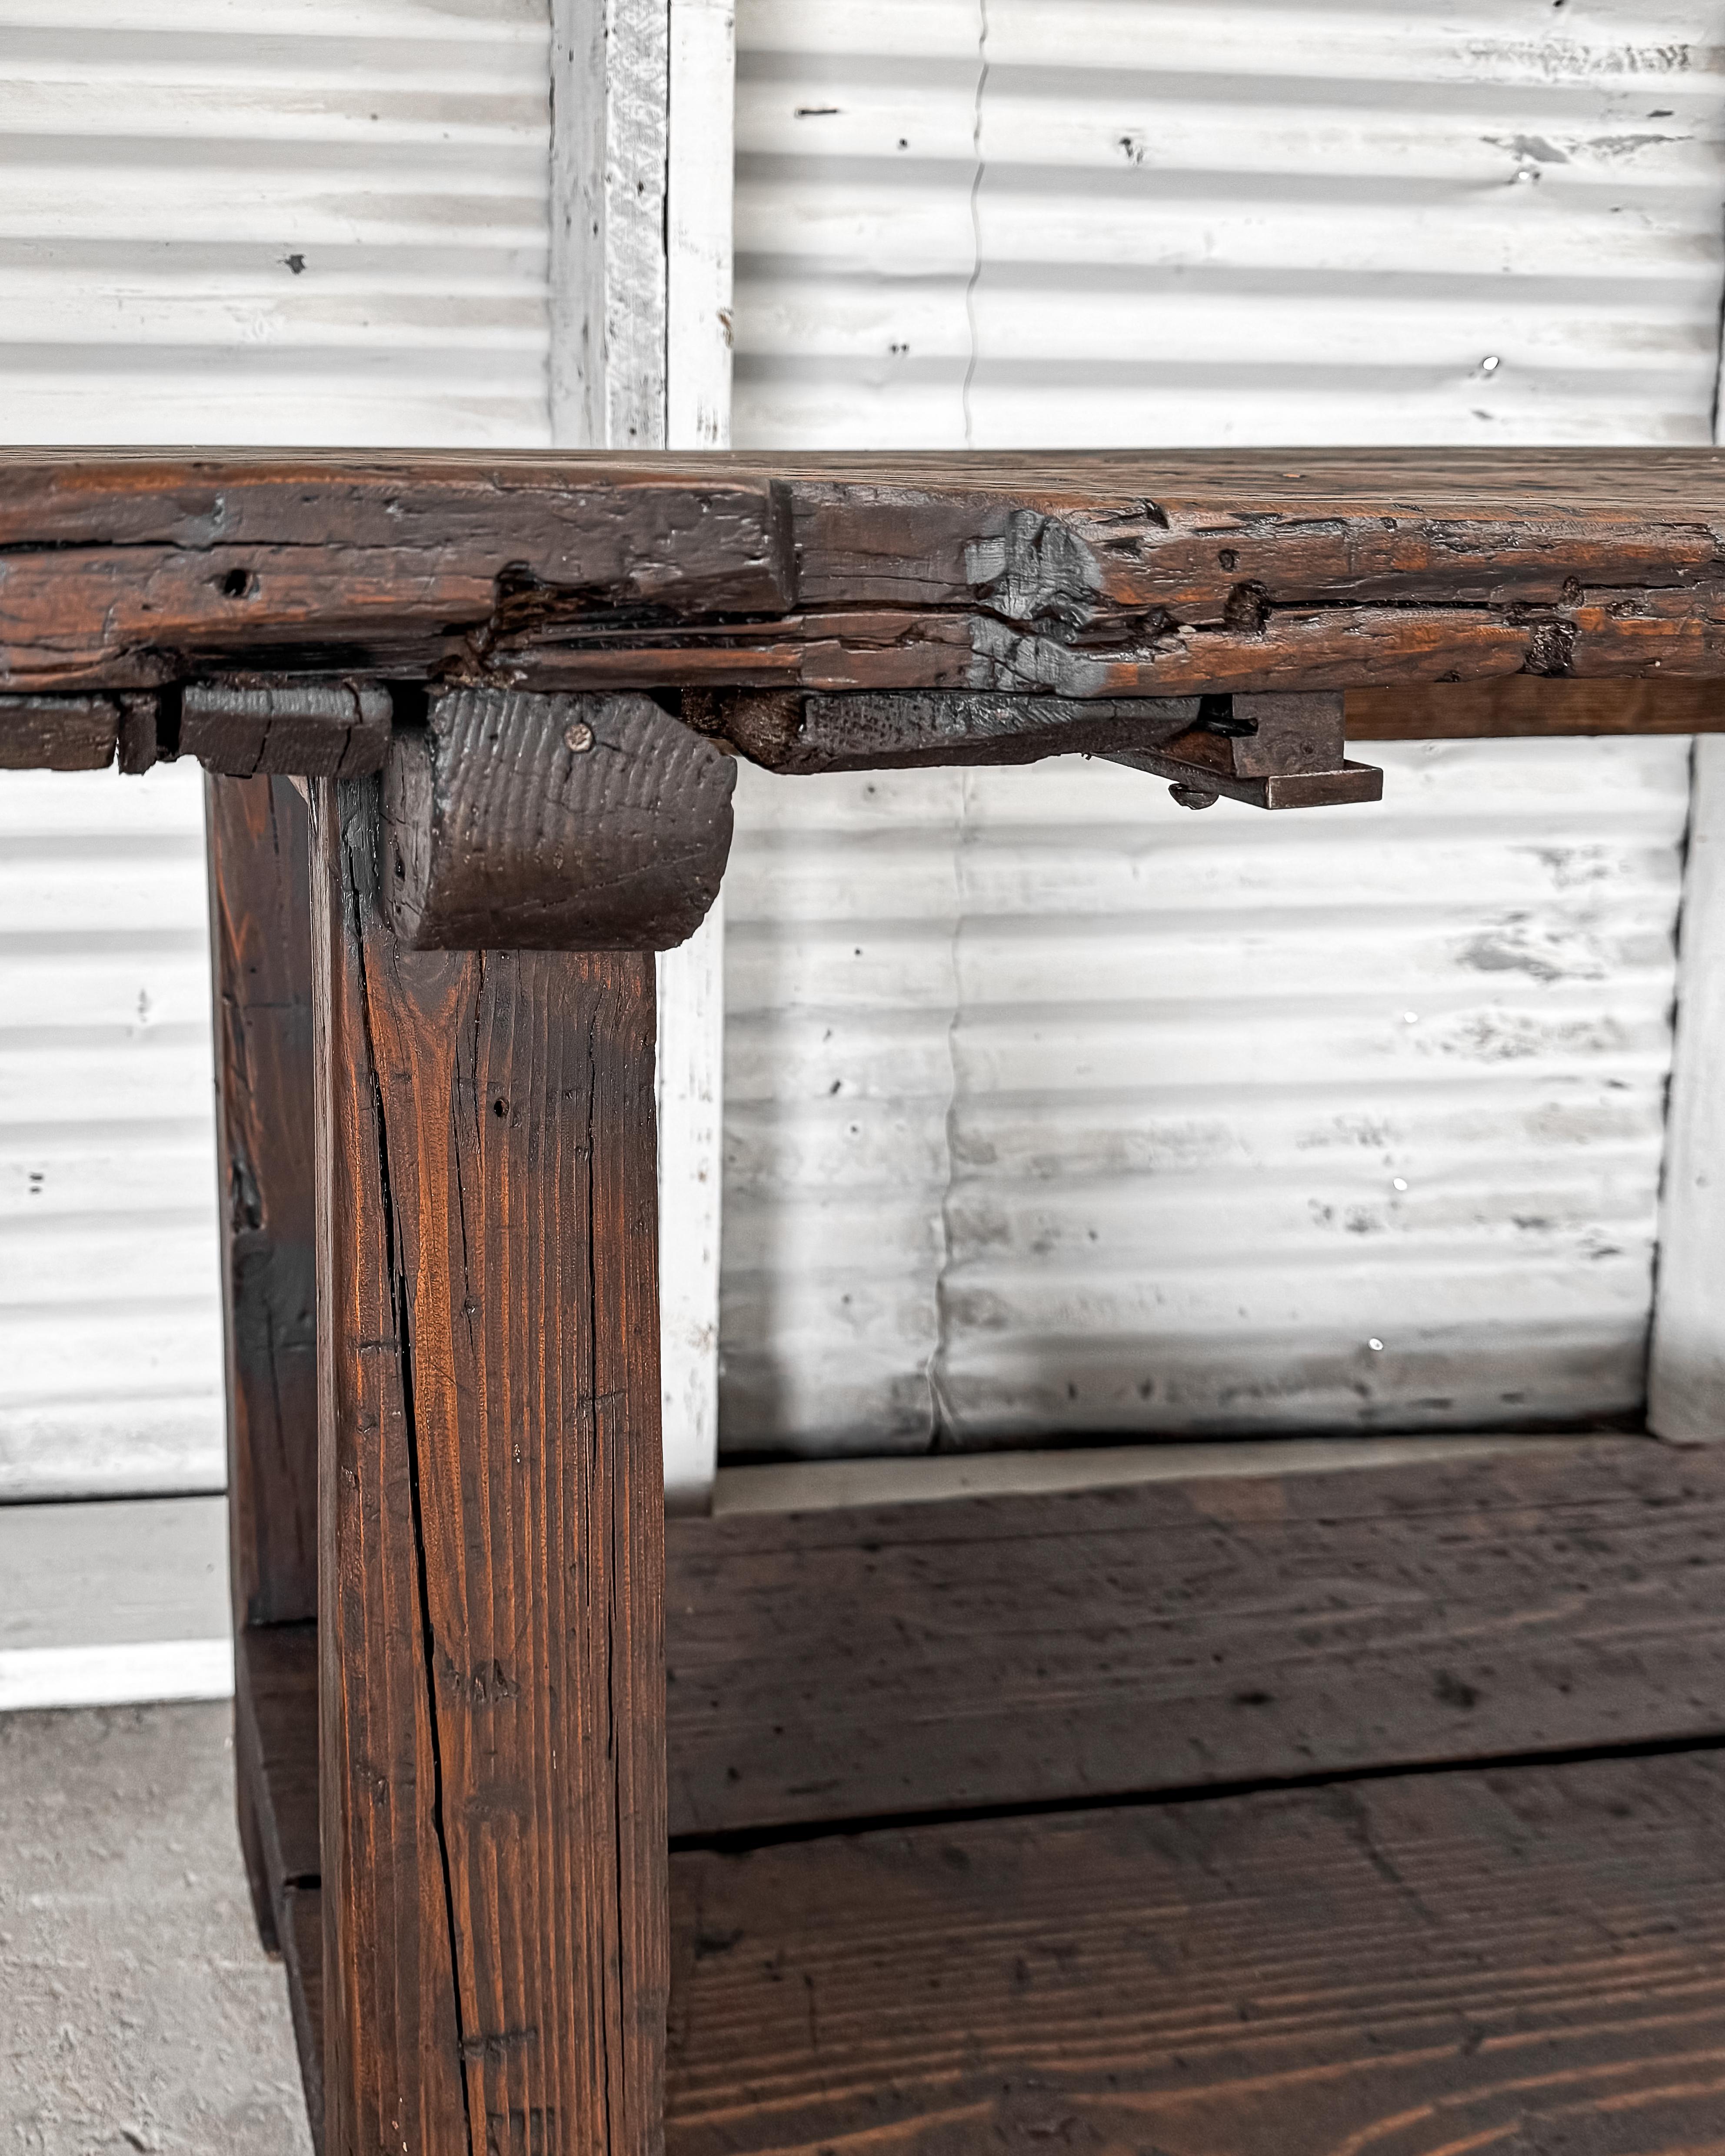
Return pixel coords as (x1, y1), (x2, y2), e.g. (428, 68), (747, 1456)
(6, 448), (1725, 2156)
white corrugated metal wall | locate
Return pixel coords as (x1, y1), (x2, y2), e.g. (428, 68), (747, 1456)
(719, 0), (1725, 1455)
(0, 0), (552, 1498)
(8, 0), (1725, 1487)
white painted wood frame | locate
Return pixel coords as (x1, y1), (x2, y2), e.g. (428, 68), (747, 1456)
(1648, 739), (1725, 1443)
(550, 0), (735, 1507)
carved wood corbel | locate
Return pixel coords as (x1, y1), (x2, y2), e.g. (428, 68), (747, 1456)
(382, 685), (735, 951)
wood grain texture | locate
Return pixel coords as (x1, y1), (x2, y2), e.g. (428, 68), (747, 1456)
(183, 679), (391, 777)
(238, 1619), (325, 2149)
(699, 691), (1202, 772)
(664, 1437), (1725, 1837)
(1347, 676), (1725, 736)
(311, 774), (667, 2156)
(384, 688), (735, 951)
(260, 1749), (1725, 2156)
(206, 774), (319, 1630)
(281, 1884), (327, 2156)
(666, 1750), (1725, 2156)
(0, 691), (116, 767)
(236, 1620), (320, 1903)
(10, 449), (1725, 712)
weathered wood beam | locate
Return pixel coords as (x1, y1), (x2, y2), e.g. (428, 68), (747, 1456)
(310, 775), (666, 2156)
(0, 692), (118, 769)
(7, 449), (1725, 702)
(1348, 675), (1725, 735)
(185, 679), (391, 777)
(695, 689), (1202, 771)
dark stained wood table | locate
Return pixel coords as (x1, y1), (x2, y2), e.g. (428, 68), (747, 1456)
(7, 449), (1725, 2156)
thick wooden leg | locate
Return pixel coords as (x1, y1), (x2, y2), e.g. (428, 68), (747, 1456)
(207, 772), (320, 1629)
(207, 773), (320, 1956)
(310, 776), (668, 2156)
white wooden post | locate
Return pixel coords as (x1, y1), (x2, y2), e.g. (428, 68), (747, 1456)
(549, 0), (733, 1506)
(1648, 737), (1725, 1443)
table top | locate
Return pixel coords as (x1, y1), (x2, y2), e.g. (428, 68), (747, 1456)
(4, 446), (1725, 703)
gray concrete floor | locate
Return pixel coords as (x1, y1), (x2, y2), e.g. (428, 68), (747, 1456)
(0, 1703), (313, 2156)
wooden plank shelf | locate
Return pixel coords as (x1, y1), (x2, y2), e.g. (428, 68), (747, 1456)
(237, 1437), (1725, 2154)
(265, 1739), (1725, 2156)
(663, 1748), (1725, 2156)
(666, 1436), (1725, 1837)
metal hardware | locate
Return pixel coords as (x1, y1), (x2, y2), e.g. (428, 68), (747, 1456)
(1110, 692), (1383, 811)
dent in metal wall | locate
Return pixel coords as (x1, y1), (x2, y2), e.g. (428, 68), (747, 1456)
(720, 0), (1725, 1455)
(0, 0), (552, 446)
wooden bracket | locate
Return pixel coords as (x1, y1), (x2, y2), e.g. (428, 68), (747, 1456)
(700, 687), (1380, 811)
(1109, 691), (1384, 810)
(696, 689), (1204, 772)
(383, 686), (735, 952)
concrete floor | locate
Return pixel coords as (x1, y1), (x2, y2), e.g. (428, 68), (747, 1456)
(0, 1703), (313, 2156)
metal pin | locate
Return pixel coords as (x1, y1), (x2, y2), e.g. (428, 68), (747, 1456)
(563, 719), (595, 754)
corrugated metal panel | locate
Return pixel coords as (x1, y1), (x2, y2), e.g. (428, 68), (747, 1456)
(732, 0), (1725, 448)
(0, 0), (551, 446)
(0, 765), (224, 1497)
(719, 0), (1724, 1456)
(723, 742), (1691, 1450)
(0, 1), (553, 1497)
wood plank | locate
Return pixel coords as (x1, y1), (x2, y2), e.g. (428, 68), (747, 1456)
(236, 1620), (320, 1903)
(270, 1748), (1725, 2156)
(664, 1436), (1725, 1837)
(1348, 675), (1725, 735)
(235, 1622), (323, 2148)
(0, 691), (116, 767)
(310, 774), (667, 2156)
(234, 1438), (1725, 1851)
(280, 1883), (326, 2156)
(665, 1748), (1725, 2156)
(184, 679), (391, 777)
(13, 449), (1725, 705)
(206, 774), (319, 1630)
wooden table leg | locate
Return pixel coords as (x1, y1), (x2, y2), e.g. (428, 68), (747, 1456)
(309, 775), (668, 2156)
(206, 773), (319, 1954)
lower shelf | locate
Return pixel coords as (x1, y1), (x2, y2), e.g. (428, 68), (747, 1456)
(278, 1745), (1725, 2156)
(237, 1438), (1725, 2154)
